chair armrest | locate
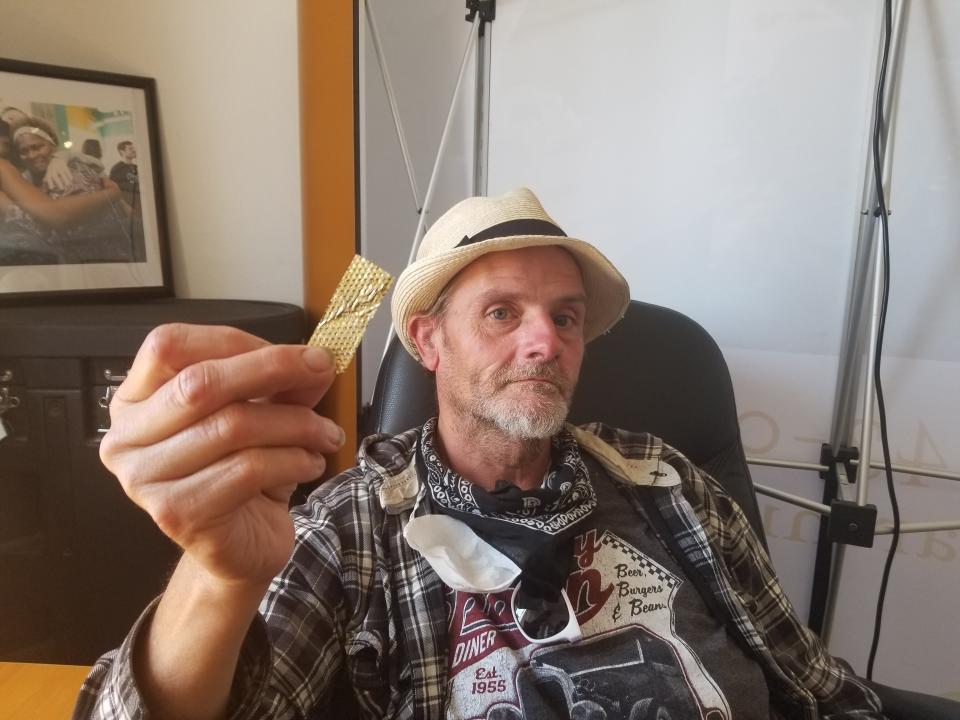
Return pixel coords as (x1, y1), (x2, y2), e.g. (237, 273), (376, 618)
(865, 679), (960, 720)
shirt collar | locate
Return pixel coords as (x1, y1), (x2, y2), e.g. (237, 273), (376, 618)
(368, 421), (680, 515)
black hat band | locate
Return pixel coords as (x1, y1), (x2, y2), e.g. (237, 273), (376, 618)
(457, 219), (567, 247)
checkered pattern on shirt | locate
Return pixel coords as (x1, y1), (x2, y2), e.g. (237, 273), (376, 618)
(600, 532), (680, 589)
(584, 422), (885, 720)
(73, 423), (885, 720)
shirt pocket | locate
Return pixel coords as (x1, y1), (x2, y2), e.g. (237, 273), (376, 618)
(344, 628), (386, 691)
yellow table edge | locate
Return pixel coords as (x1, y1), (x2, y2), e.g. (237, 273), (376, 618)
(0, 662), (92, 720)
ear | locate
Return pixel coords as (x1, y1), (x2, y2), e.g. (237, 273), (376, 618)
(408, 313), (441, 371)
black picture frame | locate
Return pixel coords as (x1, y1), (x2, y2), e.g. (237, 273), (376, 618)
(0, 57), (171, 302)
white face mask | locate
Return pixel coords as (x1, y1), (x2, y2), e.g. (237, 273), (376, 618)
(403, 488), (583, 645)
(403, 489), (520, 593)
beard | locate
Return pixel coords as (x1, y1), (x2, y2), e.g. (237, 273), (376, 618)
(464, 361), (574, 440)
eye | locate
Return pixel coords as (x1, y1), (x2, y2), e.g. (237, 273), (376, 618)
(554, 313), (579, 329)
(488, 307), (509, 321)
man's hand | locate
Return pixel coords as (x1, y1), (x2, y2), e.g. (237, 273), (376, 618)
(100, 323), (343, 589)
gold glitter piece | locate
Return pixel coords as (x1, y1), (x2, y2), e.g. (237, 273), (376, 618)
(307, 255), (394, 374)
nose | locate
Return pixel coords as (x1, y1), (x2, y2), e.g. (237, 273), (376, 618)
(518, 310), (562, 361)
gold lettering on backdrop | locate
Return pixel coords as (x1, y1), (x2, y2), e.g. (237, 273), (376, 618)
(785, 509), (821, 544)
(792, 435), (822, 453)
(840, 419), (952, 489)
(918, 531), (958, 563)
(874, 517), (915, 556)
(739, 411), (780, 455)
(762, 504), (781, 539)
(896, 421), (948, 489)
(761, 504), (960, 564)
(742, 412), (958, 565)
(797, 421), (950, 489)
(759, 505), (822, 546)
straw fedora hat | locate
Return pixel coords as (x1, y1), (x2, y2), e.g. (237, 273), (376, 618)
(391, 187), (631, 358)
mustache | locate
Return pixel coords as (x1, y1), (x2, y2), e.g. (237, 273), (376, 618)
(492, 362), (567, 388)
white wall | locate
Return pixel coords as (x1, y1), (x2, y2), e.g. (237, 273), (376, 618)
(0, 0), (303, 304)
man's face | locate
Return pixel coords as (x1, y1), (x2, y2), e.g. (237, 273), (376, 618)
(121, 144), (137, 161)
(431, 246), (587, 439)
(15, 134), (55, 176)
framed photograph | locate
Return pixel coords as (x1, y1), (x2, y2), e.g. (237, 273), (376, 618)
(0, 58), (171, 302)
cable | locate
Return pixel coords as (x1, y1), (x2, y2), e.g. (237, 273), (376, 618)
(866, 0), (901, 681)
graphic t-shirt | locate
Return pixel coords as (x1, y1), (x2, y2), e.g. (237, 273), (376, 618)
(443, 465), (771, 720)
(109, 160), (139, 195)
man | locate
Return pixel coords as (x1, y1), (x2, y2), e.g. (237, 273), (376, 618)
(109, 140), (139, 201)
(75, 188), (884, 719)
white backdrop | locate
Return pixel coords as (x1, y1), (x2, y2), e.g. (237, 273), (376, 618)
(486, 0), (960, 696)
(360, 0), (960, 696)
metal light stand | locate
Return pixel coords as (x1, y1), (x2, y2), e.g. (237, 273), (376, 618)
(745, 0), (960, 647)
(363, 0), (423, 215)
(471, 0), (494, 196)
(363, 0), (486, 360)
(811, 0), (908, 641)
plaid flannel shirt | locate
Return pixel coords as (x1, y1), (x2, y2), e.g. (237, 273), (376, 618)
(73, 423), (885, 720)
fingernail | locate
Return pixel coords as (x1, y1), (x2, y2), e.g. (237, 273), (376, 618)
(328, 424), (346, 447)
(303, 346), (334, 372)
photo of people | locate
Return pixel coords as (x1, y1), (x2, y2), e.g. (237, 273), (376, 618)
(0, 100), (146, 266)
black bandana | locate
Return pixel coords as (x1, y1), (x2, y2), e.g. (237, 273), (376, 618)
(418, 417), (596, 602)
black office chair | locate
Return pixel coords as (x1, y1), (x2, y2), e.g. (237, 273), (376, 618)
(364, 299), (959, 720)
